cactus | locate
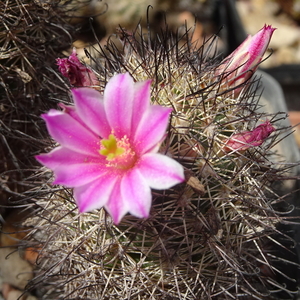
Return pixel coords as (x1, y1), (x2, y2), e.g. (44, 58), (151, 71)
(0, 0), (77, 211)
(23, 24), (299, 300)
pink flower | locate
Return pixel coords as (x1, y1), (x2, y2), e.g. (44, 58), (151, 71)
(36, 73), (185, 224)
(216, 25), (276, 92)
(224, 120), (275, 152)
(57, 48), (99, 87)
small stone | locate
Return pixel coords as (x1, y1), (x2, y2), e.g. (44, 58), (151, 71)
(0, 248), (33, 290)
(6, 290), (24, 300)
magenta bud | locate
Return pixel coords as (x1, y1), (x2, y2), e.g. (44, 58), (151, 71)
(57, 48), (99, 87)
(216, 25), (276, 93)
(224, 120), (275, 152)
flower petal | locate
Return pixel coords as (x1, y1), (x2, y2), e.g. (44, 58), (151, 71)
(138, 153), (185, 189)
(36, 148), (106, 187)
(75, 174), (118, 213)
(134, 105), (172, 154)
(58, 103), (84, 127)
(105, 179), (129, 224)
(36, 146), (101, 169)
(131, 80), (151, 135)
(53, 163), (106, 187)
(121, 168), (151, 219)
(71, 88), (111, 138)
(104, 73), (134, 138)
(42, 109), (99, 156)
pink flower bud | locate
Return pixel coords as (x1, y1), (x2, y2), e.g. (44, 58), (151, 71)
(224, 120), (275, 152)
(216, 25), (276, 93)
(57, 48), (99, 87)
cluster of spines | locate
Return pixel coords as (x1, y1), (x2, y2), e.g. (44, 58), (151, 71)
(0, 0), (80, 214)
(22, 25), (299, 300)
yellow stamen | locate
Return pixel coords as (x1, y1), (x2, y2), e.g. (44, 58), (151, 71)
(99, 134), (125, 161)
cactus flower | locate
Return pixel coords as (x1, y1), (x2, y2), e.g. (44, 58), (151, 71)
(36, 73), (185, 224)
(57, 48), (99, 87)
(224, 120), (275, 152)
(216, 25), (276, 91)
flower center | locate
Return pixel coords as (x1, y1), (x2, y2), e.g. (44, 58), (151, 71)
(99, 134), (137, 170)
(100, 134), (125, 160)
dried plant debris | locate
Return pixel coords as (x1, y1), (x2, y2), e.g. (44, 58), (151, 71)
(22, 25), (300, 300)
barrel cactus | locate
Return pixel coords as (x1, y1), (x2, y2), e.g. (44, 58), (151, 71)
(25, 24), (299, 300)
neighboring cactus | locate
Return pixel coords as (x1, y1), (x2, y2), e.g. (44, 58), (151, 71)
(0, 0), (75, 210)
(25, 25), (299, 300)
